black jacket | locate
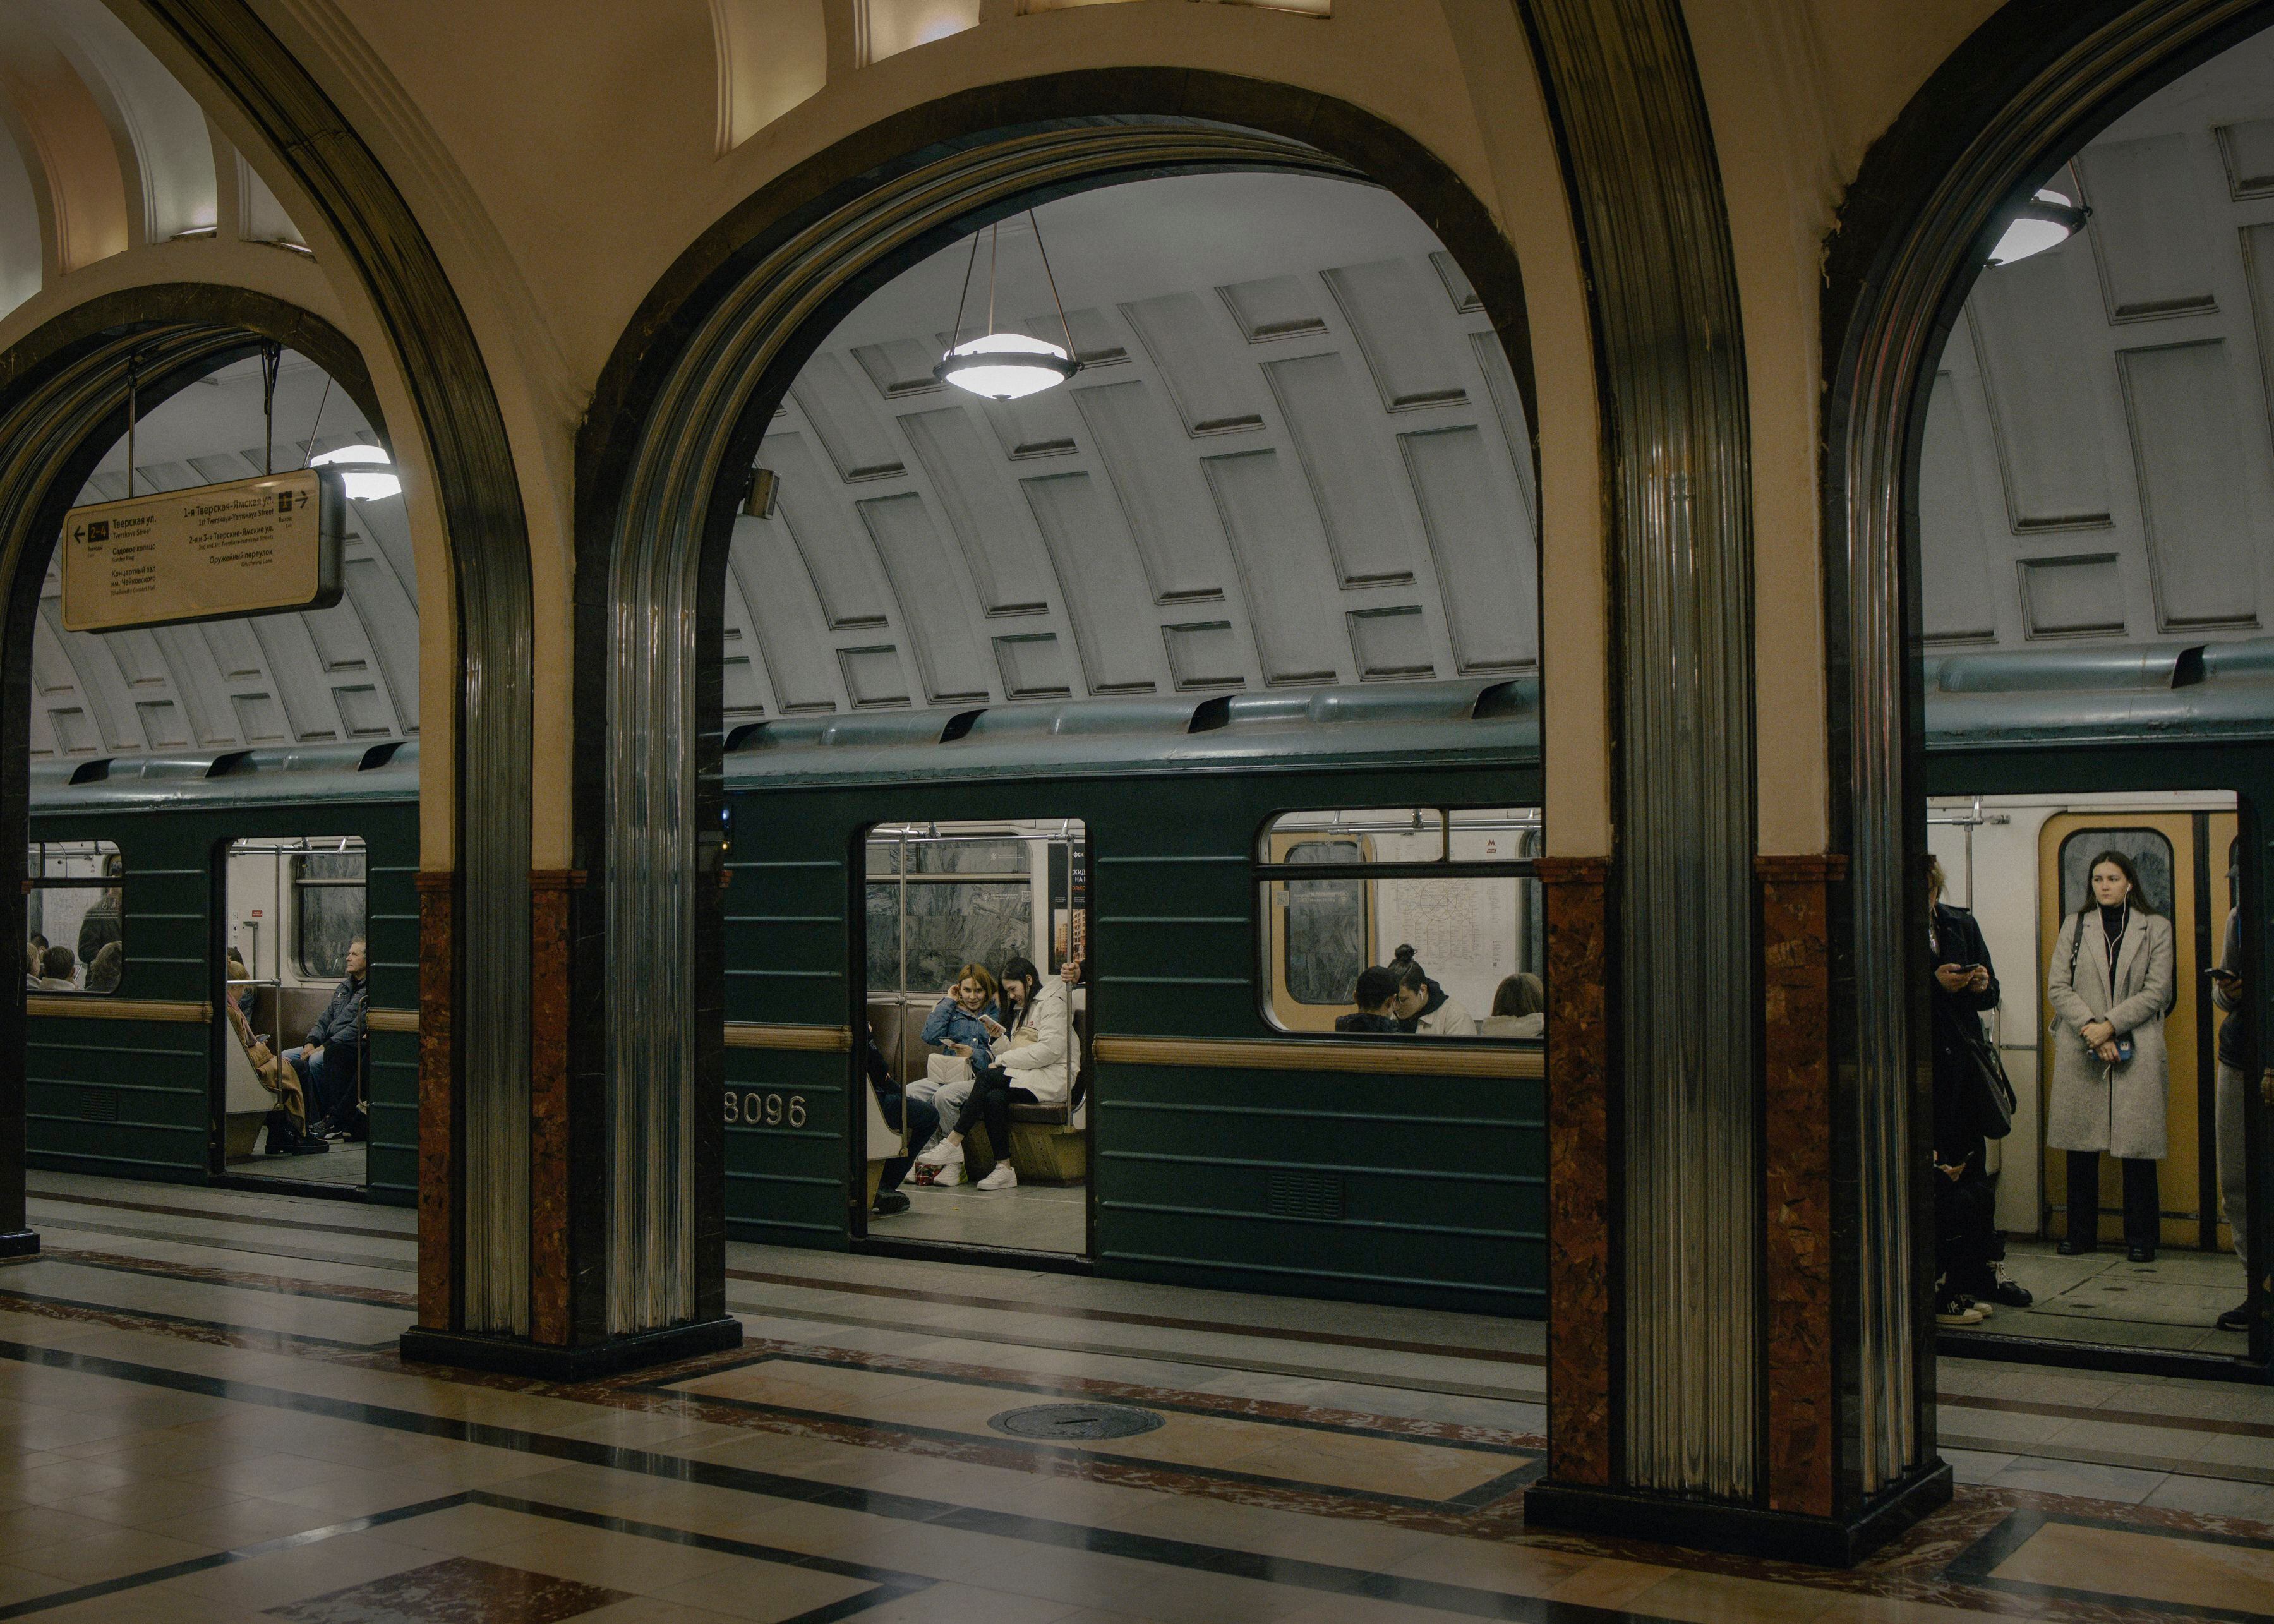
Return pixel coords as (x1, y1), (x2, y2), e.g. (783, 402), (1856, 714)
(1335, 1011), (1400, 1033)
(2215, 909), (2246, 1069)
(306, 973), (367, 1050)
(1928, 903), (1999, 1158)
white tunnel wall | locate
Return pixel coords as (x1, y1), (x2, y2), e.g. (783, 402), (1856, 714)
(719, 172), (1542, 721)
(31, 351), (418, 759)
(1922, 28), (2274, 653)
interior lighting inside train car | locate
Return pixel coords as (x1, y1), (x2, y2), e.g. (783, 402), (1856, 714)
(309, 443), (401, 502)
(1987, 188), (2089, 266)
(935, 212), (1082, 400)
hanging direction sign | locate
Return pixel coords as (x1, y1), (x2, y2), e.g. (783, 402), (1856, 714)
(61, 468), (346, 634)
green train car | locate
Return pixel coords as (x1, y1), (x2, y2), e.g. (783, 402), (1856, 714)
(26, 744), (421, 1205)
(27, 681), (1544, 1316)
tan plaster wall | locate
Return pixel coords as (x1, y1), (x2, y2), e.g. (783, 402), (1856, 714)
(1683, 0), (2004, 853)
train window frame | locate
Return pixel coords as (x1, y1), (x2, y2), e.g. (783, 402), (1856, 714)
(1253, 807), (1543, 1040)
(289, 841), (369, 980)
(24, 839), (125, 996)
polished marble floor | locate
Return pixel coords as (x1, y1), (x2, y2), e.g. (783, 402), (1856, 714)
(2, 1170), (2272, 1622)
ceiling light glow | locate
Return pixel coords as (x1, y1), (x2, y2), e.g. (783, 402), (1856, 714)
(310, 443), (402, 502)
(935, 212), (1084, 401)
(1988, 189), (2089, 267)
(935, 332), (1078, 400)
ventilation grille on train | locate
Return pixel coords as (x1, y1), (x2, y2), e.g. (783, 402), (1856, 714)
(78, 1090), (120, 1123)
(1268, 1169), (1345, 1222)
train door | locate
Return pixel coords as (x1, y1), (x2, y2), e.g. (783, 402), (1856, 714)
(857, 817), (1090, 1260)
(216, 836), (368, 1191)
(2027, 810), (2247, 1348)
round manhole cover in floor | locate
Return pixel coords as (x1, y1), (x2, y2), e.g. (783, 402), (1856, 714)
(988, 1402), (1165, 1441)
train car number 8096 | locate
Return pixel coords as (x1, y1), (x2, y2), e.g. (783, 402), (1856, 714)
(726, 1091), (806, 1127)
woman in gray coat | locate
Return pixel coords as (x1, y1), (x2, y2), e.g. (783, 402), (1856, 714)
(2047, 850), (2175, 1262)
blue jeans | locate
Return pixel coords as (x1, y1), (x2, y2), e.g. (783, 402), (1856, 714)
(291, 1044), (356, 1126)
(875, 1088), (938, 1194)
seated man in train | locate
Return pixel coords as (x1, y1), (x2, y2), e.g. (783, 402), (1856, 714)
(24, 933), (46, 984)
(33, 944), (78, 992)
(1335, 966), (1402, 1033)
(292, 937), (368, 1141)
(865, 1025), (937, 1217)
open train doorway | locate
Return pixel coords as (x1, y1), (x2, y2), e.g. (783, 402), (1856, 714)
(217, 836), (369, 1189)
(1928, 792), (2249, 1364)
(857, 817), (1090, 1260)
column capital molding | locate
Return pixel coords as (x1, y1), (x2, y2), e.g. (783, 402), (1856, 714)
(1535, 855), (1612, 884)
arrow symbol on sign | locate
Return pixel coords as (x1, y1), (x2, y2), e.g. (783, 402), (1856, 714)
(71, 526), (83, 544)
(294, 490), (307, 509)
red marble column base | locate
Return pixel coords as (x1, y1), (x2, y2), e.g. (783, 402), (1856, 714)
(529, 870), (581, 1347)
(1757, 853), (1842, 1518)
(1536, 855), (1613, 1489)
(414, 872), (457, 1332)
(1524, 1461), (1952, 1567)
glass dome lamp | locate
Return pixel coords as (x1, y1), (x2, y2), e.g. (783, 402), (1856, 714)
(936, 332), (1078, 400)
(935, 212), (1084, 401)
(1987, 188), (2090, 267)
(308, 443), (401, 502)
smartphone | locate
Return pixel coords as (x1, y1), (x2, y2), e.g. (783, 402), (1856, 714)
(2206, 966), (2239, 980)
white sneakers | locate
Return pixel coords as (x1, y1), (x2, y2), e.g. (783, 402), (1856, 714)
(913, 1138), (1014, 1190)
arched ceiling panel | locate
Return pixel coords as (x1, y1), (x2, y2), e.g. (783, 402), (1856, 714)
(30, 351), (418, 759)
(39, 0), (217, 243)
(729, 171), (1540, 725)
(1925, 27), (2274, 653)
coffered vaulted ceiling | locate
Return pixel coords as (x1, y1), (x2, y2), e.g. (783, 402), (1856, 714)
(719, 171), (1541, 722)
(1921, 28), (2274, 651)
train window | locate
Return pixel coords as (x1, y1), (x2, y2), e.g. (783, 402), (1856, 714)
(1257, 808), (1542, 1037)
(23, 840), (124, 994)
(866, 825), (1035, 993)
(292, 845), (368, 978)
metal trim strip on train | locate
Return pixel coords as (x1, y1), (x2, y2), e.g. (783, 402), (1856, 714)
(19, 641), (2271, 1354)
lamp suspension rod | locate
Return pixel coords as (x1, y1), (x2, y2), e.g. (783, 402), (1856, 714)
(985, 221), (999, 335)
(300, 372), (334, 470)
(1030, 208), (1078, 359)
(124, 355), (140, 499)
(946, 228), (982, 351)
(260, 341), (282, 474)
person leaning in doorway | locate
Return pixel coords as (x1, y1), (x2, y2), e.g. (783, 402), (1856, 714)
(2212, 852), (2249, 1333)
(2047, 850), (2175, 1263)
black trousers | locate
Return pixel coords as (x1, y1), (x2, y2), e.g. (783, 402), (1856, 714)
(874, 1088), (938, 1194)
(1934, 1149), (1999, 1298)
(2066, 1149), (2160, 1251)
(954, 1065), (1038, 1162)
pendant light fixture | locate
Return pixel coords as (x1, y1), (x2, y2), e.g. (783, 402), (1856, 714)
(1987, 188), (2090, 268)
(935, 211), (1082, 400)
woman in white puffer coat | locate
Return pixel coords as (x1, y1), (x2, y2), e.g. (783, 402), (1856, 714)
(918, 958), (1080, 1191)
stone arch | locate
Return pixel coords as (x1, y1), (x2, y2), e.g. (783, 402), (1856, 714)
(0, 282), (378, 1257)
(577, 71), (1537, 1339)
(1822, 0), (2274, 1489)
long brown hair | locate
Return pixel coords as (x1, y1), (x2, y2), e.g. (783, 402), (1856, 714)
(2081, 849), (2157, 916)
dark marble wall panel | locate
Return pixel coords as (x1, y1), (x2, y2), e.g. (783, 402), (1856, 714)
(530, 872), (579, 1345)
(1538, 855), (1611, 1488)
(1757, 854), (1842, 1517)
(416, 872), (458, 1331)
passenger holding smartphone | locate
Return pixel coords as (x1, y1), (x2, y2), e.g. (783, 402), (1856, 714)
(2213, 855), (2248, 1332)
(1927, 855), (2024, 1325)
(2047, 851), (2175, 1263)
